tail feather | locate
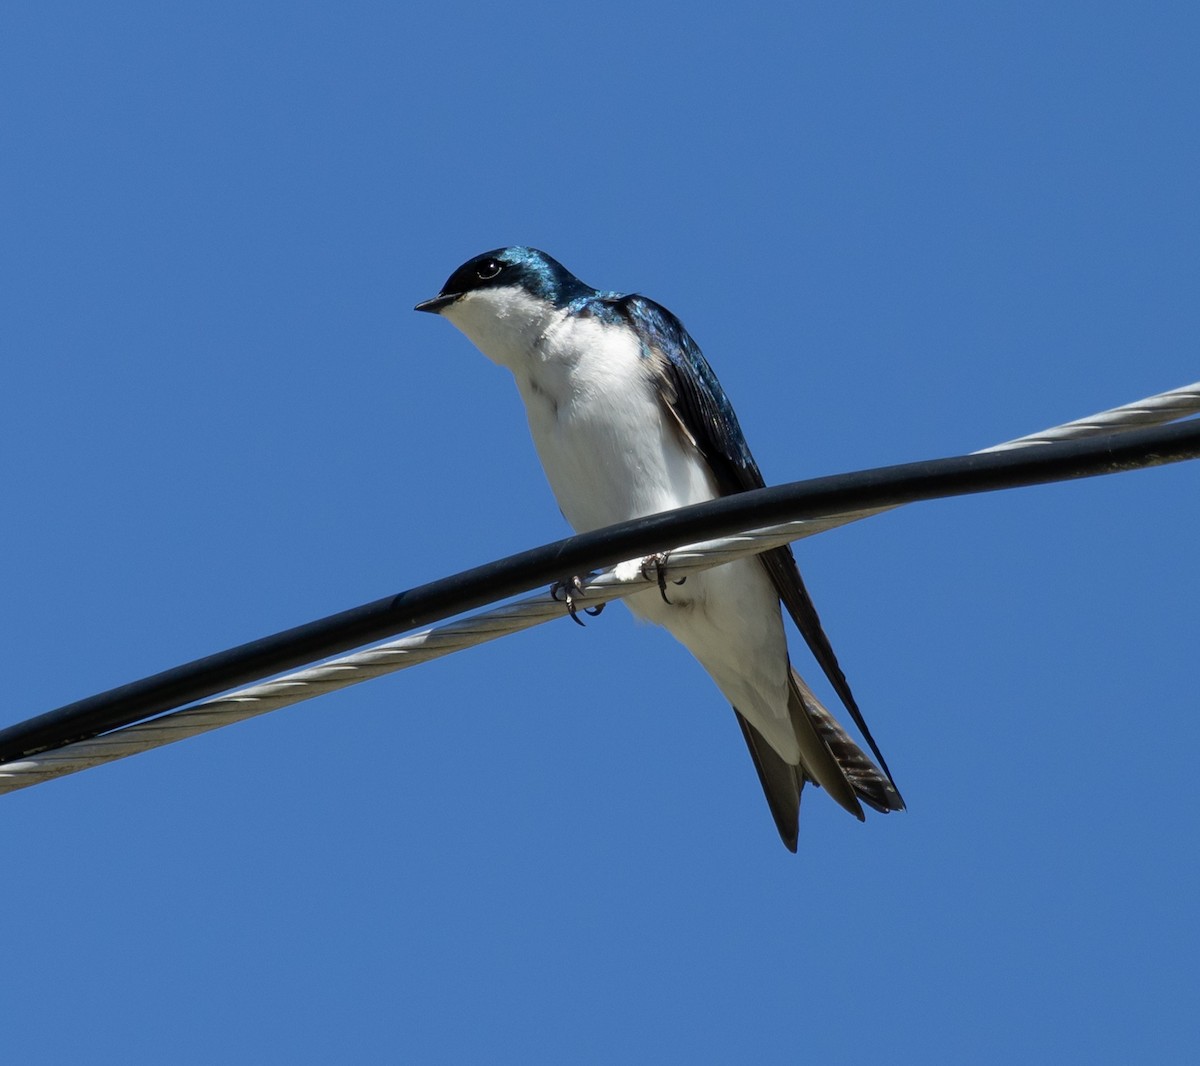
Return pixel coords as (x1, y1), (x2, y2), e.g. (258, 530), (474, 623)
(734, 712), (803, 852)
(733, 667), (904, 850)
(785, 673), (864, 821)
(791, 672), (906, 815)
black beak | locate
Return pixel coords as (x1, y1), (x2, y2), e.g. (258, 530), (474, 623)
(414, 293), (458, 314)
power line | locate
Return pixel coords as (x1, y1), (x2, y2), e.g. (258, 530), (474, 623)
(0, 384), (1197, 783)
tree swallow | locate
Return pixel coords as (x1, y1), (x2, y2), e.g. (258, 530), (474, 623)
(416, 247), (903, 850)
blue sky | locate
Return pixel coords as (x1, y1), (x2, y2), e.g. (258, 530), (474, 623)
(3, 3), (1198, 1062)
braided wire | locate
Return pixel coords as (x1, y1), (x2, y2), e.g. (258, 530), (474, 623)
(2, 381), (1197, 794)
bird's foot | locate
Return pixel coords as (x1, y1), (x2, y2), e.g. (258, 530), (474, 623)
(639, 552), (687, 605)
(550, 574), (605, 627)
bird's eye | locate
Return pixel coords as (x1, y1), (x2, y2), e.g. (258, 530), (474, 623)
(476, 258), (503, 280)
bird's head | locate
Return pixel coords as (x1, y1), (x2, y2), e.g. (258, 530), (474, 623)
(415, 247), (595, 368)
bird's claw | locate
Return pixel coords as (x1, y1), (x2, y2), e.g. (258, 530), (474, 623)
(640, 552), (687, 604)
(550, 574), (605, 626)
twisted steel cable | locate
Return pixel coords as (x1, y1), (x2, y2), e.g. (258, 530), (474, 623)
(1, 382), (1197, 793)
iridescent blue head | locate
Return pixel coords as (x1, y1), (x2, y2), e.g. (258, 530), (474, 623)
(415, 246), (597, 314)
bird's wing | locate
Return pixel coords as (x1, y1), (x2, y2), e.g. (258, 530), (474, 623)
(607, 293), (900, 797)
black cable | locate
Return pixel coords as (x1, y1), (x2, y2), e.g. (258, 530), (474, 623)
(1, 419), (1196, 765)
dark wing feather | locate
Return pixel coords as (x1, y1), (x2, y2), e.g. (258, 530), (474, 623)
(761, 550), (901, 793)
(609, 294), (902, 801)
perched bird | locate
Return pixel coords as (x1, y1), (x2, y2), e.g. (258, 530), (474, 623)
(416, 247), (903, 850)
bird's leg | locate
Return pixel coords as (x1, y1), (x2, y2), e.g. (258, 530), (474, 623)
(640, 552), (687, 605)
(550, 574), (605, 627)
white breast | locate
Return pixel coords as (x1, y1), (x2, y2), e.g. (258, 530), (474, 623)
(518, 311), (720, 533)
(445, 288), (709, 529)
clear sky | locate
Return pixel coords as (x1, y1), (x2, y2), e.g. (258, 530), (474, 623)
(3, 3), (1198, 1063)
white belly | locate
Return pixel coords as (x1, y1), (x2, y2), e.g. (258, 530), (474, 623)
(513, 320), (798, 761)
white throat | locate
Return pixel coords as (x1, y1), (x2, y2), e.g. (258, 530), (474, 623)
(441, 287), (561, 373)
